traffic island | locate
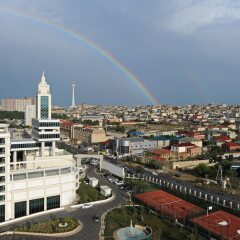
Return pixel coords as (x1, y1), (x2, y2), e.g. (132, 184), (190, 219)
(12, 217), (81, 237)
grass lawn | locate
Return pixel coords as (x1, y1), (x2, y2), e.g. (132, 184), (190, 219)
(14, 217), (79, 234)
(77, 180), (106, 203)
(104, 206), (194, 240)
(125, 179), (161, 194)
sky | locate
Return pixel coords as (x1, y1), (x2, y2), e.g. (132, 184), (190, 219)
(1, 0), (240, 106)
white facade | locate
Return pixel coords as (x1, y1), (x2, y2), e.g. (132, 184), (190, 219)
(88, 177), (99, 187)
(102, 160), (125, 179)
(100, 185), (111, 197)
(171, 145), (186, 153)
(0, 73), (79, 224)
(24, 105), (36, 127)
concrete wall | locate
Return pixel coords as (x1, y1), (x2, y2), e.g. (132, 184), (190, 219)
(102, 160), (125, 179)
(167, 159), (210, 169)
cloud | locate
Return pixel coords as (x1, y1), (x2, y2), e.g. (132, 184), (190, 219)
(158, 0), (240, 34)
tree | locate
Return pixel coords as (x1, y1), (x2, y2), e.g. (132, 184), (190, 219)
(220, 160), (231, 175)
(0, 111), (24, 120)
(194, 163), (210, 177)
(146, 160), (162, 170)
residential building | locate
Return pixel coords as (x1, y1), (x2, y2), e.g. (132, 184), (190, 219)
(73, 125), (108, 144)
(24, 105), (36, 127)
(1, 97), (35, 112)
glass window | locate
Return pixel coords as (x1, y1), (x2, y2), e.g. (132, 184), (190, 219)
(47, 195), (60, 210)
(0, 196), (5, 201)
(15, 201), (27, 218)
(61, 167), (71, 174)
(45, 169), (59, 176)
(29, 198), (44, 214)
(13, 173), (26, 181)
(28, 171), (44, 179)
(0, 176), (5, 182)
(40, 96), (49, 119)
(0, 205), (5, 222)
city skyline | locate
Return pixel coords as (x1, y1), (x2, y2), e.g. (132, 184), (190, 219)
(1, 1), (240, 106)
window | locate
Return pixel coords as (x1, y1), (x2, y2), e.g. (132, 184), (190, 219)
(0, 157), (4, 164)
(15, 201), (27, 218)
(0, 195), (5, 201)
(13, 173), (26, 181)
(0, 149), (5, 154)
(0, 205), (5, 222)
(0, 176), (5, 182)
(29, 198), (44, 214)
(40, 96), (49, 119)
(61, 167), (71, 174)
(47, 195), (60, 210)
(45, 169), (59, 176)
(28, 171), (44, 179)
(0, 167), (5, 173)
(0, 186), (5, 192)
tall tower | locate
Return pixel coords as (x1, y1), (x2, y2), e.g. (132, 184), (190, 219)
(71, 80), (76, 108)
(36, 72), (51, 119)
(32, 72), (60, 157)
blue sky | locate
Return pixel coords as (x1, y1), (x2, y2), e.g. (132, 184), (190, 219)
(1, 0), (240, 106)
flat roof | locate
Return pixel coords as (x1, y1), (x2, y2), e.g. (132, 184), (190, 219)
(88, 177), (98, 181)
(100, 185), (111, 190)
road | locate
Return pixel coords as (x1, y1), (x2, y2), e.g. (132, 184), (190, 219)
(0, 166), (128, 240)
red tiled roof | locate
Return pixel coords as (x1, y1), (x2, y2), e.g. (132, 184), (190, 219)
(224, 142), (240, 147)
(151, 156), (167, 162)
(214, 135), (231, 141)
(152, 149), (171, 155)
(60, 120), (74, 127)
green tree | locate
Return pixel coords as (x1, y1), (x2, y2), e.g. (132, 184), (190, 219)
(0, 111), (24, 120)
(194, 163), (210, 177)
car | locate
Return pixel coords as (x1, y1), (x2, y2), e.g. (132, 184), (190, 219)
(92, 215), (100, 222)
(81, 203), (93, 209)
(115, 181), (124, 186)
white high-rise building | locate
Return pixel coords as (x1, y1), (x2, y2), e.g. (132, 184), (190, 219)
(24, 105), (36, 127)
(0, 73), (79, 224)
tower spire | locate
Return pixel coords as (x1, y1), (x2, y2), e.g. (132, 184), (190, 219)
(71, 74), (76, 108)
(40, 71), (46, 84)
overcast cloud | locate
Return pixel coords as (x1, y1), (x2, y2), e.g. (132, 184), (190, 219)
(0, 0), (240, 106)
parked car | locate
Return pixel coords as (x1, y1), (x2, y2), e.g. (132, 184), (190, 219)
(115, 181), (124, 186)
(81, 203), (93, 209)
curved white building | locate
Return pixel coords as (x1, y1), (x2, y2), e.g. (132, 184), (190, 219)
(0, 73), (79, 223)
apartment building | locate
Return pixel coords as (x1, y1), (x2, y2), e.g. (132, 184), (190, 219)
(1, 97), (35, 112)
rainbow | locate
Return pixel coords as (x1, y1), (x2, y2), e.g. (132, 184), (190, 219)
(0, 7), (159, 105)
